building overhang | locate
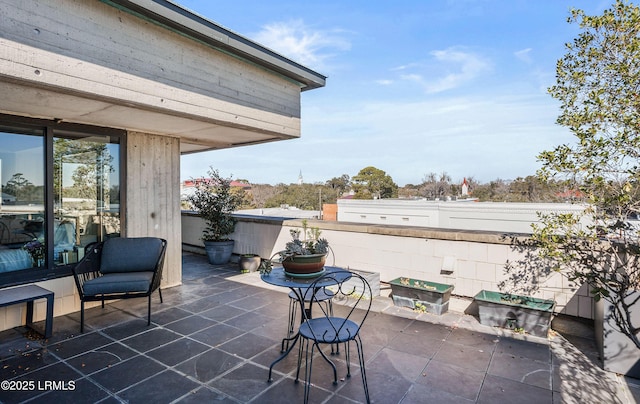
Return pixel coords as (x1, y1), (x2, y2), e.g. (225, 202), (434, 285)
(0, 0), (326, 154)
(102, 0), (326, 92)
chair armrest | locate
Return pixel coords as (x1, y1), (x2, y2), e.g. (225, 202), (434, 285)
(72, 242), (103, 297)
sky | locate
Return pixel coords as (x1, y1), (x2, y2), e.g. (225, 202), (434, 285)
(178, 0), (611, 186)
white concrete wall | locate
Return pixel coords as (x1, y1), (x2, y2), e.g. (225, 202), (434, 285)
(182, 214), (594, 320)
(338, 199), (588, 234)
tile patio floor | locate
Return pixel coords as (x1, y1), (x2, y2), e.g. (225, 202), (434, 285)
(0, 252), (639, 403)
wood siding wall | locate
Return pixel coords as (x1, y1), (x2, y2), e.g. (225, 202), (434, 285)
(126, 132), (182, 288)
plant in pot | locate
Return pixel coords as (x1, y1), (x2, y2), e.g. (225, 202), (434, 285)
(187, 168), (244, 265)
(276, 220), (329, 277)
(238, 254), (262, 273)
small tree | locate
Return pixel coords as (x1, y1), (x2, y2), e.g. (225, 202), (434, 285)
(530, 1), (640, 347)
(188, 168), (244, 242)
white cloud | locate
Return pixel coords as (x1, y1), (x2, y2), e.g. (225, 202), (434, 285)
(251, 19), (350, 71)
(422, 48), (492, 93)
(514, 48), (533, 63)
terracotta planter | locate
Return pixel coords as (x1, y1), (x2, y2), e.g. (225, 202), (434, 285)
(281, 253), (326, 277)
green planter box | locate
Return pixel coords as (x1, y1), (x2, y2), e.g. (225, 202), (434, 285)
(474, 290), (556, 337)
(389, 277), (454, 315)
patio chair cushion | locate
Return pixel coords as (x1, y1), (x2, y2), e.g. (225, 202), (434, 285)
(100, 237), (164, 274)
(82, 271), (154, 296)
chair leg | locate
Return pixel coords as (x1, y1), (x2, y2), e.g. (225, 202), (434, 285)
(147, 295), (152, 326)
(303, 342), (317, 404)
(355, 337), (370, 404)
(158, 288), (163, 303)
(80, 300), (85, 333)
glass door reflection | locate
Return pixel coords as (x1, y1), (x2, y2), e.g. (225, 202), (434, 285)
(54, 136), (120, 266)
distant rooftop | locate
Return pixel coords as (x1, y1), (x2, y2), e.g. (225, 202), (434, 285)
(234, 206), (320, 219)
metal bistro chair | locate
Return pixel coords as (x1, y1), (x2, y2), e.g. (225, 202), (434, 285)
(283, 248), (337, 350)
(296, 271), (372, 404)
(285, 286), (334, 351)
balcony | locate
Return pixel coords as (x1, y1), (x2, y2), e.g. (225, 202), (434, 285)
(0, 251), (638, 403)
(0, 214), (639, 402)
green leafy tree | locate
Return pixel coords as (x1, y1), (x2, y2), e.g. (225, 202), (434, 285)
(325, 174), (351, 201)
(264, 183), (332, 210)
(508, 1), (640, 347)
(352, 166), (398, 199)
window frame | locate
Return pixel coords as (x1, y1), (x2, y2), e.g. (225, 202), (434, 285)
(0, 114), (126, 288)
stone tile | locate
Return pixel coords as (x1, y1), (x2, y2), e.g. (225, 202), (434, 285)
(208, 362), (279, 402)
(229, 292), (277, 311)
(0, 348), (59, 380)
(152, 307), (193, 325)
(66, 342), (137, 375)
(337, 366), (412, 404)
(79, 305), (141, 331)
(488, 351), (552, 389)
(37, 377), (109, 403)
(368, 347), (430, 381)
(495, 337), (550, 362)
(402, 319), (452, 340)
(432, 341), (493, 372)
(179, 295), (226, 313)
(174, 386), (238, 403)
(119, 328), (180, 353)
(189, 323), (245, 347)
(90, 355), (164, 393)
(175, 348), (244, 383)
(5, 361), (81, 403)
(101, 319), (157, 340)
(163, 315), (216, 336)
(478, 374), (553, 403)
(49, 332), (113, 359)
(386, 331), (443, 358)
(217, 332), (278, 359)
(364, 311), (414, 332)
(224, 310), (273, 332)
(199, 305), (247, 322)
(146, 337), (210, 366)
(254, 376), (332, 404)
(416, 360), (485, 401)
(400, 383), (474, 404)
(118, 369), (200, 403)
(446, 328), (499, 350)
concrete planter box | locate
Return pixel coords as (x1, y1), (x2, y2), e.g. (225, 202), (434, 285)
(474, 290), (555, 337)
(342, 269), (380, 298)
(389, 277), (454, 315)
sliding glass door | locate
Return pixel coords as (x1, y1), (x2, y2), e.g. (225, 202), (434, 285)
(0, 116), (123, 285)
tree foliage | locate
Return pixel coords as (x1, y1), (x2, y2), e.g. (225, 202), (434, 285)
(511, 1), (640, 347)
(352, 166), (398, 199)
(187, 168), (245, 241)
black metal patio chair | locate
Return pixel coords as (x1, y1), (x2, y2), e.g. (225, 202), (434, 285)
(296, 270), (372, 404)
(72, 237), (166, 332)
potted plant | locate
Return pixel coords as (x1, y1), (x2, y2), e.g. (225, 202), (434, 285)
(277, 220), (329, 277)
(187, 167), (244, 265)
(238, 254), (262, 273)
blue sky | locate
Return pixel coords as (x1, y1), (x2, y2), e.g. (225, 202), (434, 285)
(179, 0), (610, 186)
